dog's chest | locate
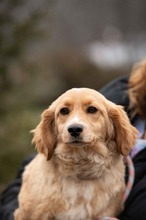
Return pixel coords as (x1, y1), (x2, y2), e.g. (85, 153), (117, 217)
(56, 180), (97, 220)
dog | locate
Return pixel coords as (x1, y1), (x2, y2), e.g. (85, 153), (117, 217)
(14, 88), (137, 220)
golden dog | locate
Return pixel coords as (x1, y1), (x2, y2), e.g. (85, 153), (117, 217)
(14, 88), (137, 220)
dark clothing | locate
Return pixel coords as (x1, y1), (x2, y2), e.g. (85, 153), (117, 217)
(100, 75), (131, 118)
(100, 75), (129, 107)
(0, 154), (36, 220)
(118, 148), (146, 220)
(1, 75), (146, 220)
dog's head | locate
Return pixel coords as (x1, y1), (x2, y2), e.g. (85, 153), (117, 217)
(32, 88), (138, 162)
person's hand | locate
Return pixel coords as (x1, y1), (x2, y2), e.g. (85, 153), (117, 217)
(96, 217), (119, 220)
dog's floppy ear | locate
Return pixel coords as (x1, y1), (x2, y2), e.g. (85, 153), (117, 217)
(109, 105), (138, 156)
(32, 107), (56, 160)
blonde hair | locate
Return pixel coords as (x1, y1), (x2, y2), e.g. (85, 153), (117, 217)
(128, 59), (146, 119)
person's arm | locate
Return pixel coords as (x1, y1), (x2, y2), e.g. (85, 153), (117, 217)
(119, 176), (146, 220)
(119, 148), (146, 220)
(0, 154), (36, 220)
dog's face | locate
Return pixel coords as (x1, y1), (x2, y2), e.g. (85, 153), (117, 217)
(55, 89), (109, 147)
(32, 88), (137, 170)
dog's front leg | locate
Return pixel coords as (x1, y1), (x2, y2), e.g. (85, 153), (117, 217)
(14, 208), (24, 220)
(14, 209), (55, 220)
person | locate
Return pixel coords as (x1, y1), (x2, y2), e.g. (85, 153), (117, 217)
(100, 59), (146, 220)
(0, 59), (146, 220)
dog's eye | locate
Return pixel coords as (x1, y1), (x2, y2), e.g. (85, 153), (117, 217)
(87, 106), (98, 114)
(60, 107), (70, 115)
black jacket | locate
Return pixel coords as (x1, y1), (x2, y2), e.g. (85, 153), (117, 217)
(1, 75), (146, 220)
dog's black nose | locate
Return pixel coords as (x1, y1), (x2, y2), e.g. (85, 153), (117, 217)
(68, 124), (83, 137)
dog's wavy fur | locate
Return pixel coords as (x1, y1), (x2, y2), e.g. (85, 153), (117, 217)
(128, 59), (146, 119)
(14, 88), (137, 220)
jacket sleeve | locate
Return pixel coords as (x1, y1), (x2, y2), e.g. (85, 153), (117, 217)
(119, 175), (146, 220)
(0, 154), (36, 220)
(119, 148), (146, 220)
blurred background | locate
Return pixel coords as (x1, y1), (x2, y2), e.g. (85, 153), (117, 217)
(1, 0), (146, 192)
